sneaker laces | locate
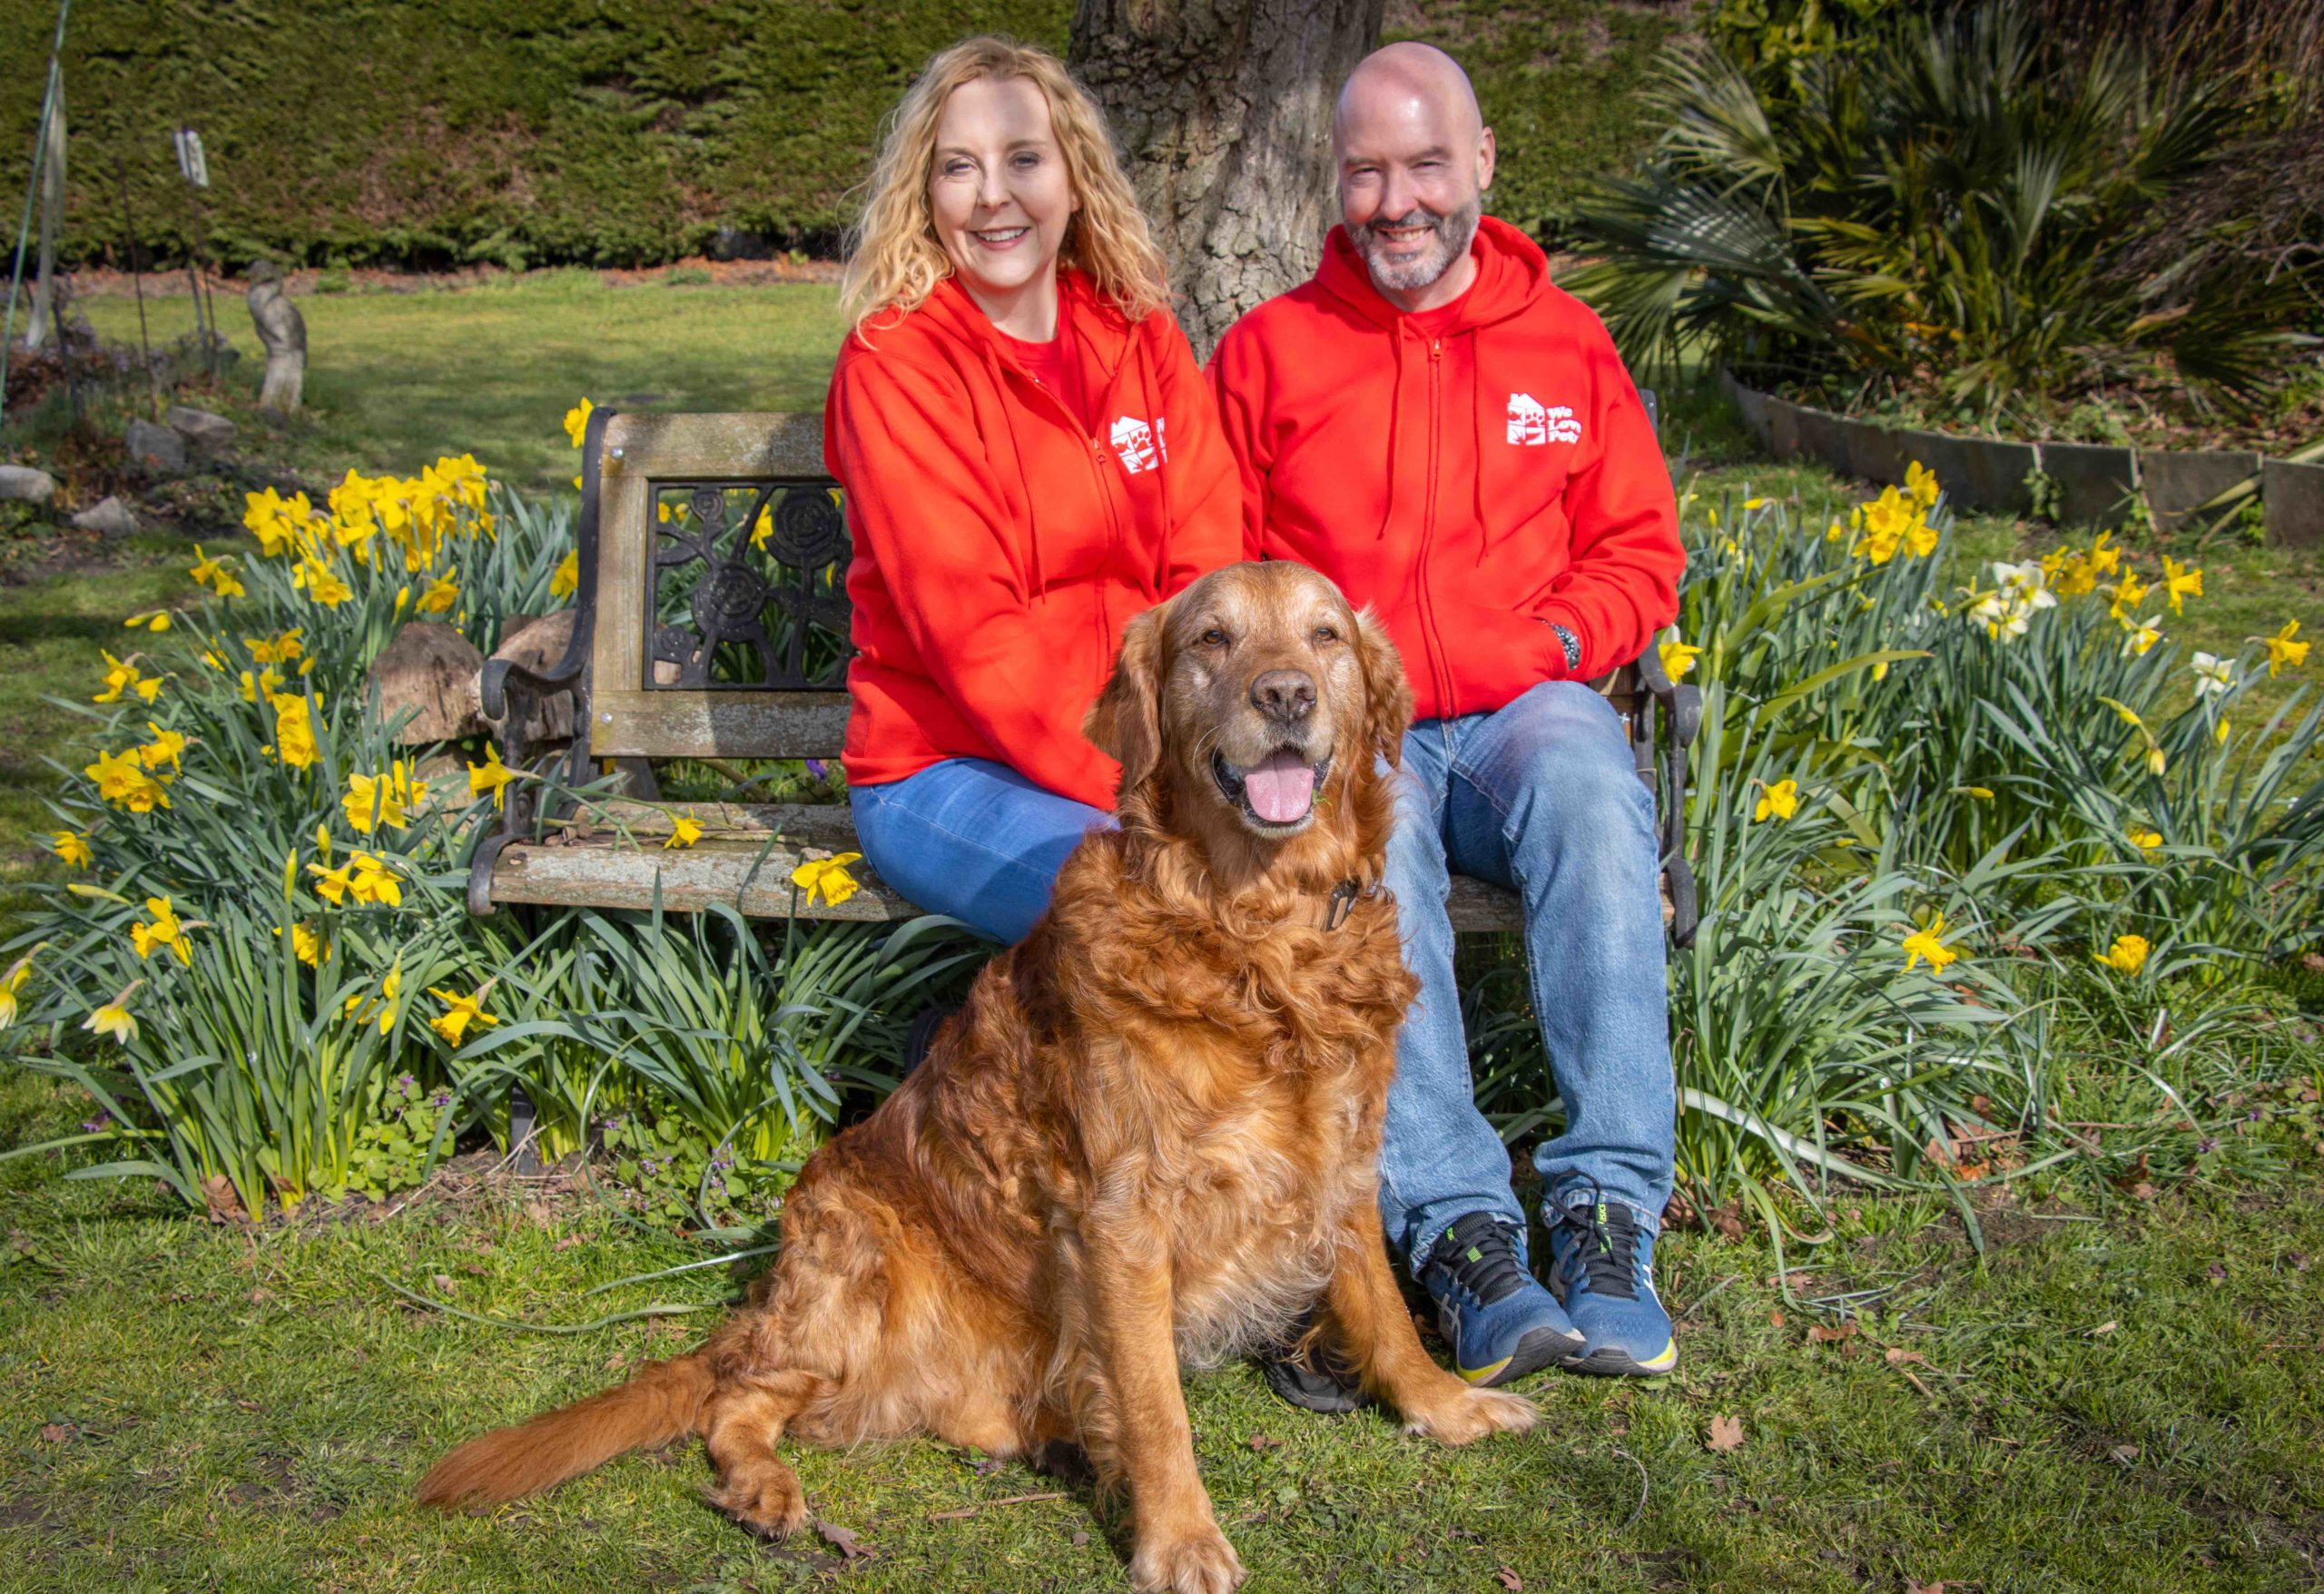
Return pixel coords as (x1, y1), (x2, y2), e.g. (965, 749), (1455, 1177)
(1429, 1212), (1532, 1307)
(1559, 1191), (1640, 1302)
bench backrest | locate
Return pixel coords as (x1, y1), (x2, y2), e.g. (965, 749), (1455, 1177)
(584, 411), (854, 765)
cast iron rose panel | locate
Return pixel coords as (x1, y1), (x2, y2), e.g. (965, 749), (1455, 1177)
(645, 480), (852, 691)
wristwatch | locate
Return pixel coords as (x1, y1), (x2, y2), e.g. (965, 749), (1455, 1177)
(1549, 623), (1581, 674)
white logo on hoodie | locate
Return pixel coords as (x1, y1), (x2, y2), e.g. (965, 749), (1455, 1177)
(1506, 393), (1581, 447)
(1110, 414), (1166, 474)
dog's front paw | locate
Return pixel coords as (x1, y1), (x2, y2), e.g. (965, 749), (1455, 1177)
(1129, 1520), (1246, 1594)
(1403, 1385), (1537, 1446)
(708, 1459), (808, 1539)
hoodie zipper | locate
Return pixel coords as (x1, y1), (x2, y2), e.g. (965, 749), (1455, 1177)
(1416, 335), (1452, 713)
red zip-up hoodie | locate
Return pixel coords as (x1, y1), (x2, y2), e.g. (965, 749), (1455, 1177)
(1207, 215), (1682, 720)
(829, 270), (1240, 811)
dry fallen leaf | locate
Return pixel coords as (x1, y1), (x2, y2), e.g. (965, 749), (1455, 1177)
(37, 1423), (71, 1445)
(1496, 1568), (1524, 1591)
(2303, 951), (2324, 973)
(1807, 1321), (1859, 1343)
(1248, 1433), (1282, 1451)
(1884, 1347), (1927, 1367)
(1769, 1311), (1786, 1328)
(817, 1520), (865, 1560)
(2110, 1442), (2140, 1465)
(2088, 1320), (2119, 1336)
(201, 1175), (246, 1225)
(1071, 1530), (1089, 1547)
(1906, 1580), (1946, 1594)
(430, 1273), (455, 1294)
(1706, 1414), (1744, 1452)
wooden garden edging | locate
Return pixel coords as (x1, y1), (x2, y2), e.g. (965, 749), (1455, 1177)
(1720, 369), (2324, 544)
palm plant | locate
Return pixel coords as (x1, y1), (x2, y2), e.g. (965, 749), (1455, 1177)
(1567, 3), (2311, 423)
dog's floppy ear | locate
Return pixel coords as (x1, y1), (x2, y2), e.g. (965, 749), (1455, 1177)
(1354, 605), (1414, 770)
(1085, 604), (1167, 800)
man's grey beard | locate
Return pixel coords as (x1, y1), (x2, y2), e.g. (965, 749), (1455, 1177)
(1349, 194), (1482, 293)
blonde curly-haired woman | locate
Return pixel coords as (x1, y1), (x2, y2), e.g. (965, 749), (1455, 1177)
(829, 36), (1240, 945)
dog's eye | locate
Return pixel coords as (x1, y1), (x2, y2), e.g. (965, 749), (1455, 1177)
(1314, 625), (1340, 644)
(1200, 627), (1229, 648)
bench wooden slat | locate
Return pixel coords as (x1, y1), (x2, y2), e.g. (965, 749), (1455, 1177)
(481, 799), (1525, 932)
(589, 689), (851, 761)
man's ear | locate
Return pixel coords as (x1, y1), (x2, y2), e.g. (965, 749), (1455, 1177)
(1354, 605), (1413, 769)
(1085, 605), (1167, 802)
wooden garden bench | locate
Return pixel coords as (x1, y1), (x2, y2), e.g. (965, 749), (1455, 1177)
(467, 408), (1699, 946)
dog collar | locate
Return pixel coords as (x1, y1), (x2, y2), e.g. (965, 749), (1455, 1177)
(1304, 878), (1376, 932)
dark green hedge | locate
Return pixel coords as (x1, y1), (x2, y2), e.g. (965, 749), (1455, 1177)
(0, 0), (1679, 270)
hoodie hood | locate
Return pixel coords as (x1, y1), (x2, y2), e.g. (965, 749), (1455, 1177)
(1315, 212), (1551, 337)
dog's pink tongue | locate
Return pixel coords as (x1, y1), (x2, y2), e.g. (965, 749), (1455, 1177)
(1244, 750), (1316, 823)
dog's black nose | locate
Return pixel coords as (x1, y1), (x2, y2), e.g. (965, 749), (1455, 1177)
(1250, 668), (1316, 724)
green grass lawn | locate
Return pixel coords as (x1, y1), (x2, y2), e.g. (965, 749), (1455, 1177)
(2, 1068), (2319, 1593)
(75, 272), (850, 490)
(7, 273), (2324, 1591)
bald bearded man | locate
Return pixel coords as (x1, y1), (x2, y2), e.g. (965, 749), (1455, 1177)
(1210, 43), (1686, 1400)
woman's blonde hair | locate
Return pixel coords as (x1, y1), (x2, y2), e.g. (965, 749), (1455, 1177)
(840, 36), (1170, 332)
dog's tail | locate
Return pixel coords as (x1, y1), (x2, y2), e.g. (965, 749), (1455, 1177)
(417, 1351), (716, 1509)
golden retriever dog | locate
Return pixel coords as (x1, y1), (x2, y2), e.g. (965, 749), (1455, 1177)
(417, 560), (1534, 1593)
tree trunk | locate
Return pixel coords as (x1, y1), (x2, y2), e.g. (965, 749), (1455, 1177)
(1071, 0), (1384, 359)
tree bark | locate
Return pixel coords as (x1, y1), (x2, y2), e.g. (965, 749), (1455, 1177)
(1071, 0), (1384, 359)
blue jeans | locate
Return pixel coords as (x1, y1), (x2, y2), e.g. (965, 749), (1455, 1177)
(850, 758), (1112, 944)
(1377, 680), (1677, 1273)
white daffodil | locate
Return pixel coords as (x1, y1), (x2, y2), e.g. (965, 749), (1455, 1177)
(2191, 652), (2235, 698)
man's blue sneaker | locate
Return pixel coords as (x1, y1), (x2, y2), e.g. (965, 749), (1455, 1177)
(1420, 1211), (1585, 1386)
(1544, 1192), (1678, 1377)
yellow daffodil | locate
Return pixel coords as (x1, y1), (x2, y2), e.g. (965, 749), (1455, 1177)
(188, 545), (246, 598)
(665, 812), (704, 850)
(139, 723), (188, 772)
(345, 962), (403, 1034)
(1957, 786), (1994, 800)
(563, 397), (595, 448)
(82, 980), (142, 1046)
(2127, 824), (2162, 853)
(549, 549), (580, 600)
(1905, 460), (1940, 510)
(1658, 631), (1701, 682)
(2162, 556), (2202, 615)
(468, 744), (517, 812)
(793, 851), (863, 908)
(2085, 530), (2122, 577)
(84, 747), (171, 812)
(246, 628), (306, 665)
(416, 573), (459, 615)
(295, 556), (354, 608)
(348, 852), (402, 908)
(130, 896), (193, 965)
(1855, 486), (1927, 566)
(1743, 497), (1768, 511)
(2264, 619), (2309, 678)
(2108, 569), (2150, 620)
(2093, 934), (2151, 977)
(1825, 518), (1849, 544)
(307, 860), (356, 906)
(1901, 911), (1959, 973)
(273, 920), (323, 967)
(51, 831), (93, 869)
(124, 610), (172, 633)
(0, 955), (31, 1029)
(2190, 652), (2234, 699)
(343, 762), (428, 835)
(269, 691), (320, 771)
(752, 507), (773, 548)
(94, 650), (162, 705)
(1753, 779), (1799, 822)
(427, 983), (501, 1046)
(2121, 615), (2163, 657)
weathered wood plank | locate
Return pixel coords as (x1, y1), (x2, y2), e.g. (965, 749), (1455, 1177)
(600, 412), (830, 480)
(595, 470), (653, 698)
(487, 837), (919, 921)
(489, 808), (1526, 932)
(590, 690), (851, 760)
